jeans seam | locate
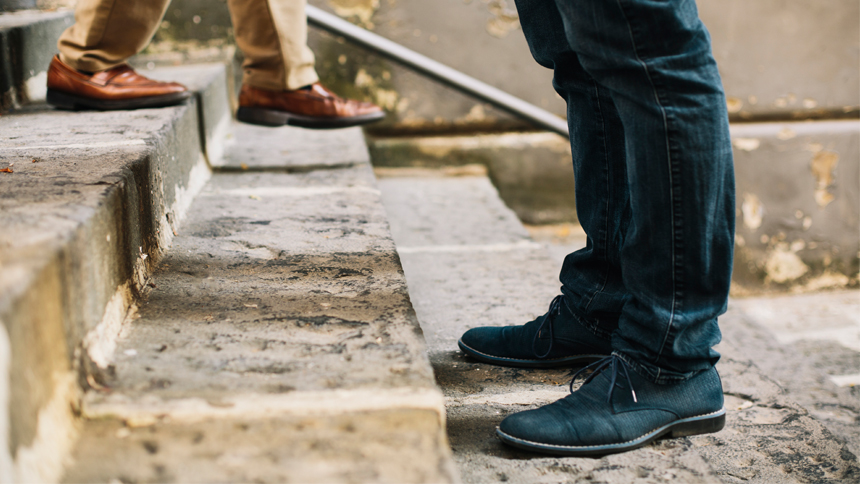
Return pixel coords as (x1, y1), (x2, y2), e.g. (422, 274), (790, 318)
(582, 80), (613, 315)
(615, 0), (678, 364)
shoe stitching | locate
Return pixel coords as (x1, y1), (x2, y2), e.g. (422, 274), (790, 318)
(498, 407), (726, 450)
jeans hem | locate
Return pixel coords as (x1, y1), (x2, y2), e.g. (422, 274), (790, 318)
(563, 297), (615, 341)
(613, 351), (706, 385)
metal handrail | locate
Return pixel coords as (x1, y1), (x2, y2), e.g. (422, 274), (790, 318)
(306, 6), (569, 137)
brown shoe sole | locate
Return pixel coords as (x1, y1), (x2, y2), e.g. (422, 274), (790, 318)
(237, 106), (385, 129)
(47, 89), (193, 111)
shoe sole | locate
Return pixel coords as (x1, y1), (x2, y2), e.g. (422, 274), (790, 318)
(496, 407), (726, 457)
(457, 339), (607, 368)
(47, 89), (193, 111)
(236, 106), (385, 129)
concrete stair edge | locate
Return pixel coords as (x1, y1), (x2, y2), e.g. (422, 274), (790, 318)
(0, 64), (230, 482)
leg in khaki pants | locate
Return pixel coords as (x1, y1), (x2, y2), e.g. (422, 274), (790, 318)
(48, 0), (383, 128)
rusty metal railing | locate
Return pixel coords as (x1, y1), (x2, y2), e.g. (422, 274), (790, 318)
(306, 6), (569, 137)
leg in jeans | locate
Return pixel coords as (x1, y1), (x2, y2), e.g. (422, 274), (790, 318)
(517, 0), (632, 342)
(493, 0), (735, 455)
(515, 0), (734, 381)
(549, 0), (735, 382)
(456, 0), (626, 368)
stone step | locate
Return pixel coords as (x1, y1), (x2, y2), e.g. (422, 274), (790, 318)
(60, 125), (456, 483)
(0, 8), (73, 111)
(0, 63), (228, 482)
(376, 169), (859, 483)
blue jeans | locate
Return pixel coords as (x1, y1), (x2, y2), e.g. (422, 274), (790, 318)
(515, 0), (735, 383)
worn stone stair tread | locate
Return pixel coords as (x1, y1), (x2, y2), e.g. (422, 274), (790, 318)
(0, 9), (70, 27)
(145, 64), (233, 163)
(0, 63), (228, 254)
(83, 166), (438, 410)
(216, 122), (371, 170)
(65, 141), (456, 481)
(378, 175), (536, 249)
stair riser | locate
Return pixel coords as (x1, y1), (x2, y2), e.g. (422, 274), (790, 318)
(0, 11), (73, 111)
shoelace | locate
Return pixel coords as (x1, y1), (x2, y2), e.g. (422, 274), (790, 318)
(531, 295), (563, 359)
(569, 354), (638, 403)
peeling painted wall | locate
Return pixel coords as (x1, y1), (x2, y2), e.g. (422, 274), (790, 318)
(730, 120), (859, 294)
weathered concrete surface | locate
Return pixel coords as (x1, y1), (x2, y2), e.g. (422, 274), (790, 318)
(377, 170), (859, 483)
(63, 128), (457, 482)
(216, 122), (371, 170)
(687, 356), (858, 484)
(0, 64), (228, 481)
(725, 291), (860, 459)
(525, 223), (588, 267)
(0, 1), (38, 12)
(0, 9), (73, 111)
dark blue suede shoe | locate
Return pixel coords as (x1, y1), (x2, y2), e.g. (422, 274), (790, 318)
(496, 355), (726, 456)
(458, 296), (612, 368)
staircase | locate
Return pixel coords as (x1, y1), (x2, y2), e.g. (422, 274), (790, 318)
(0, 14), (455, 481)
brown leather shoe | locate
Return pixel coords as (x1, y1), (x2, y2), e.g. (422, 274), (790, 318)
(237, 83), (385, 129)
(46, 55), (191, 111)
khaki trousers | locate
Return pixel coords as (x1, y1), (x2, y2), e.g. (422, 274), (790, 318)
(57, 0), (319, 91)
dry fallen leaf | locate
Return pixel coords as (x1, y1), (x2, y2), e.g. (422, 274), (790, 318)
(86, 374), (111, 393)
(0, 167), (12, 174)
(125, 415), (157, 428)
